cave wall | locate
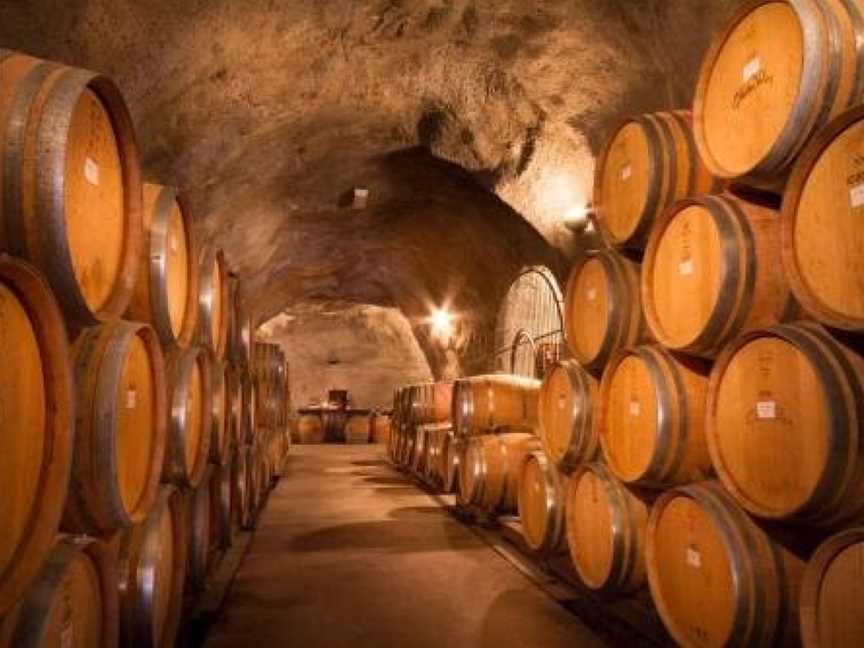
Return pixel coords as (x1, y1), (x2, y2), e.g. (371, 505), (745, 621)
(0, 0), (738, 386)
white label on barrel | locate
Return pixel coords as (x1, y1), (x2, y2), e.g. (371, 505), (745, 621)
(620, 164), (632, 181)
(756, 400), (776, 419)
(61, 624), (73, 648)
(587, 288), (596, 301)
(686, 547), (702, 568)
(849, 183), (864, 208)
(742, 57), (761, 82)
(84, 157), (100, 186)
(629, 400), (640, 416)
(126, 389), (137, 409)
(679, 258), (694, 276)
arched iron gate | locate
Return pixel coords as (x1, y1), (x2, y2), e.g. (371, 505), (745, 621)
(493, 266), (565, 379)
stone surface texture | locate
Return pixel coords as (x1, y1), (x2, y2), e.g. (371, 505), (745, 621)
(0, 0), (735, 406)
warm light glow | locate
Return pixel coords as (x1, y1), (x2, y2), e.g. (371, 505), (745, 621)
(565, 204), (587, 223)
(430, 308), (453, 338)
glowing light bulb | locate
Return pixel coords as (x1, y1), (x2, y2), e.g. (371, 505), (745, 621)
(430, 308), (452, 337)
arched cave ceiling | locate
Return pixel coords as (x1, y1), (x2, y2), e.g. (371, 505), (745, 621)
(0, 0), (735, 380)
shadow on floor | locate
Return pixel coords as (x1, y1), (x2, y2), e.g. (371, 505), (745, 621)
(361, 476), (410, 486)
(351, 459), (389, 467)
(287, 520), (481, 553)
(387, 506), (444, 519)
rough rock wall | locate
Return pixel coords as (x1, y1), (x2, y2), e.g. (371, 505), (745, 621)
(259, 303), (433, 410)
(0, 0), (736, 387)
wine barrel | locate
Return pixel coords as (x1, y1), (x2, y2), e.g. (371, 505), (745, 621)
(231, 446), (250, 532)
(538, 359), (599, 472)
(0, 536), (117, 648)
(706, 322), (864, 525)
(800, 528), (864, 648)
(371, 414), (391, 444)
(598, 345), (712, 488)
(64, 320), (167, 534)
(117, 485), (187, 648)
(452, 374), (540, 436)
(781, 105), (864, 331)
(185, 470), (211, 596)
(227, 276), (251, 368)
(646, 482), (804, 648)
(423, 427), (444, 484)
(209, 460), (233, 556)
(415, 381), (454, 425)
(198, 246), (229, 358)
(442, 433), (466, 494)
(642, 193), (794, 357)
(297, 414), (324, 444)
(225, 362), (243, 448)
(0, 50), (142, 328)
(127, 183), (198, 349)
(693, 0), (864, 186)
(460, 435), (499, 506)
(162, 346), (212, 489)
(0, 257), (74, 617)
(411, 426), (429, 475)
(208, 358), (231, 465)
(594, 110), (720, 249)
(517, 451), (567, 554)
(240, 445), (259, 530)
(241, 370), (257, 444)
(565, 463), (649, 594)
(461, 433), (541, 512)
(345, 415), (371, 444)
(563, 249), (646, 374)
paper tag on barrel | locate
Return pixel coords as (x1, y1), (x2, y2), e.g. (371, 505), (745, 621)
(84, 157), (100, 186)
(756, 400), (776, 420)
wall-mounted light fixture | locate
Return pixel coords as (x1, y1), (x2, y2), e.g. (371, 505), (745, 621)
(428, 307), (454, 346)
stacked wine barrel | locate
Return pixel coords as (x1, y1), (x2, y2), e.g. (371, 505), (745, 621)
(551, 2), (864, 645)
(0, 49), (289, 647)
(388, 377), (550, 522)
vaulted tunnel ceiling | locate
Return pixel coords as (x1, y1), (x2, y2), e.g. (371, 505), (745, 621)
(0, 0), (735, 391)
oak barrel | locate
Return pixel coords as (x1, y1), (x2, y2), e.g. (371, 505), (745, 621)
(208, 460), (233, 556)
(781, 104), (864, 331)
(297, 414), (325, 444)
(127, 183), (198, 349)
(0, 536), (117, 648)
(565, 463), (649, 594)
(225, 362), (242, 448)
(594, 110), (719, 249)
(231, 446), (250, 532)
(185, 470), (211, 596)
(800, 528), (864, 648)
(0, 50), (142, 327)
(646, 482), (804, 648)
(563, 249), (646, 374)
(706, 322), (864, 525)
(198, 246), (229, 358)
(693, 0), (864, 186)
(162, 346), (213, 489)
(240, 370), (257, 444)
(64, 320), (167, 534)
(117, 485), (187, 648)
(371, 414), (391, 444)
(415, 381), (454, 425)
(451, 374), (540, 436)
(208, 357), (231, 465)
(442, 433), (466, 494)
(0, 257), (74, 617)
(538, 359), (599, 472)
(345, 415), (371, 444)
(598, 345), (712, 488)
(240, 445), (259, 530)
(642, 193), (793, 357)
(517, 451), (567, 554)
(461, 433), (541, 512)
(229, 276), (251, 368)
